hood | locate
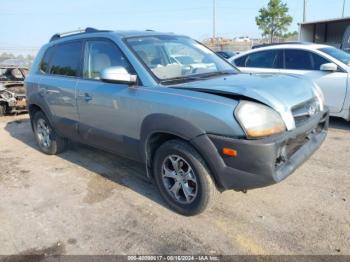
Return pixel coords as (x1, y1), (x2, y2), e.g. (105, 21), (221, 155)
(171, 73), (318, 130)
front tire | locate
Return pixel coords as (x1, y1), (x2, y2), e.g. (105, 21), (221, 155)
(153, 139), (216, 216)
(33, 111), (66, 155)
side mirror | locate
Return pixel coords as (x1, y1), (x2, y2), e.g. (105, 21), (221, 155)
(320, 63), (338, 72)
(101, 66), (137, 85)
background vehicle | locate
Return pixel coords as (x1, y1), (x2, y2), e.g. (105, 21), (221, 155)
(26, 29), (328, 216)
(169, 54), (216, 73)
(341, 25), (350, 53)
(0, 65), (28, 115)
(230, 43), (350, 121)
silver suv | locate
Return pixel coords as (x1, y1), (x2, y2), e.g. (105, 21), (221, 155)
(26, 28), (329, 215)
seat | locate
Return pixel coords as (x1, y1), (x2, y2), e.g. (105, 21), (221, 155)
(90, 53), (111, 79)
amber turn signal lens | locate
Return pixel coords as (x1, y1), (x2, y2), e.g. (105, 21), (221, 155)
(222, 148), (237, 157)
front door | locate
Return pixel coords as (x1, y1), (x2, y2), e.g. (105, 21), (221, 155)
(76, 39), (141, 159)
(279, 49), (347, 113)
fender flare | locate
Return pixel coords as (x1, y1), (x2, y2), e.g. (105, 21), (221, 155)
(27, 93), (55, 130)
(139, 114), (205, 164)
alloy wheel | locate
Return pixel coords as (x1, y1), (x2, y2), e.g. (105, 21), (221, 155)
(161, 155), (198, 204)
(36, 118), (52, 149)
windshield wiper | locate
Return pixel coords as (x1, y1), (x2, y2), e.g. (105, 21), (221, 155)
(195, 71), (235, 78)
(160, 76), (203, 84)
(160, 71), (235, 85)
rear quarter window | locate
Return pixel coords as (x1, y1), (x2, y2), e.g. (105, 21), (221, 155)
(40, 47), (55, 74)
(245, 50), (281, 68)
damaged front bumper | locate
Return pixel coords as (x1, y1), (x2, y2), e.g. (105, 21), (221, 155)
(192, 110), (329, 191)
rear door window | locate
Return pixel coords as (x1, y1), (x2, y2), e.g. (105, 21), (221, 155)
(49, 42), (82, 77)
(244, 50), (281, 68)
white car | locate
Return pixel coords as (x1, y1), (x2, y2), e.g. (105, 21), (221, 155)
(230, 43), (350, 121)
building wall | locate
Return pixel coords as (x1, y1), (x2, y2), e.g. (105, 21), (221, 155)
(300, 18), (350, 47)
(300, 24), (314, 42)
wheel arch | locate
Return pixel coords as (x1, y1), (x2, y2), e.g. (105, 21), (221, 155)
(28, 102), (55, 132)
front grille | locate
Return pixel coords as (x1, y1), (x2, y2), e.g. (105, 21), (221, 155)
(275, 110), (328, 168)
(292, 98), (320, 127)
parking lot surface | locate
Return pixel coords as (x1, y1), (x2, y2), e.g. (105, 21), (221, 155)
(0, 114), (349, 255)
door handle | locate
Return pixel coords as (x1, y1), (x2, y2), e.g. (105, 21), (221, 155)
(39, 88), (60, 96)
(47, 89), (60, 94)
(78, 92), (92, 102)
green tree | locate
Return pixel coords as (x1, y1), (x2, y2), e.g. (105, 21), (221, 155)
(282, 31), (299, 41)
(255, 0), (293, 43)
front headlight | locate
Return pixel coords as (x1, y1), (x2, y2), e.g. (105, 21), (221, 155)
(235, 101), (286, 139)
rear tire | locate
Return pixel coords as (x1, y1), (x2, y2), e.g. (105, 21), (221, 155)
(153, 139), (216, 216)
(33, 111), (66, 155)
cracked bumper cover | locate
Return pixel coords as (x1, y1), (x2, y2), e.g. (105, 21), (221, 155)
(191, 110), (329, 191)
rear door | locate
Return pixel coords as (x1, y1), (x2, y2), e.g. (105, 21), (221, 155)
(233, 49), (283, 74)
(38, 41), (82, 138)
(279, 49), (347, 113)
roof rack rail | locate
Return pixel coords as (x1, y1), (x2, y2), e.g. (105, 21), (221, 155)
(252, 41), (312, 49)
(49, 27), (109, 42)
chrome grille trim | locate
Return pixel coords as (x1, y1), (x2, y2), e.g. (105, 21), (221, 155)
(292, 98), (320, 127)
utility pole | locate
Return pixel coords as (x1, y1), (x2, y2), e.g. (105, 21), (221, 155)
(303, 0), (307, 22)
(342, 0), (346, 17)
(213, 0), (216, 43)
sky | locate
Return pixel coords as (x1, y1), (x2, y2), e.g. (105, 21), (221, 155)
(0, 0), (349, 55)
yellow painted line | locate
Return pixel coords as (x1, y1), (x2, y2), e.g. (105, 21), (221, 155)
(214, 219), (268, 255)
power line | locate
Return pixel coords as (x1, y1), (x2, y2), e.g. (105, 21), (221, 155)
(0, 7), (213, 16)
(0, 47), (39, 51)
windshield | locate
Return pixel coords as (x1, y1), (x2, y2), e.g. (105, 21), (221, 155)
(126, 35), (237, 83)
(173, 55), (195, 65)
(319, 47), (350, 65)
